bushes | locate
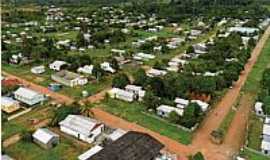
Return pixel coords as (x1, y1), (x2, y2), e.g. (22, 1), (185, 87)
(50, 105), (80, 126)
(112, 73), (130, 89)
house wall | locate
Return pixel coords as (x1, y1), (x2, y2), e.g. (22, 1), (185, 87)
(116, 94), (133, 102)
(15, 94), (44, 106)
(60, 126), (92, 143)
(263, 134), (270, 142)
(262, 149), (270, 156)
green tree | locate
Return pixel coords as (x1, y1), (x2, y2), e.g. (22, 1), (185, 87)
(143, 91), (160, 110)
(112, 73), (130, 89)
(168, 111), (180, 123)
(133, 68), (148, 87)
(110, 58), (119, 71)
(50, 105), (80, 126)
(180, 103), (203, 128)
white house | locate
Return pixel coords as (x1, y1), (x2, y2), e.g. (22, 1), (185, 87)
(51, 70), (88, 87)
(59, 115), (105, 144)
(147, 68), (167, 77)
(78, 146), (103, 160)
(228, 27), (259, 36)
(32, 128), (60, 149)
(108, 88), (134, 102)
(1, 97), (20, 113)
(31, 65), (45, 74)
(157, 105), (184, 118)
(133, 52), (156, 61)
(261, 140), (270, 156)
(125, 85), (145, 101)
(263, 124), (270, 142)
(254, 102), (264, 116)
(191, 100), (209, 112)
(174, 98), (189, 109)
(100, 62), (116, 73)
(14, 87), (45, 106)
(49, 60), (67, 71)
(77, 65), (94, 75)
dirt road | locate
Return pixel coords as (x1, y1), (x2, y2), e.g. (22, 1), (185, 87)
(3, 26), (270, 159)
(2, 71), (75, 105)
(91, 27), (270, 159)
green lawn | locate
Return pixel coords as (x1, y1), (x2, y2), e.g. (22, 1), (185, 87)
(218, 109), (236, 135)
(100, 99), (192, 144)
(2, 105), (54, 140)
(247, 113), (264, 150)
(5, 138), (84, 160)
(240, 149), (270, 160)
(2, 121), (27, 140)
(241, 38), (270, 153)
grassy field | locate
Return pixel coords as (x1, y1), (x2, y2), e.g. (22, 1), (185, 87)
(240, 149), (270, 160)
(241, 38), (270, 153)
(5, 138), (84, 160)
(247, 113), (264, 150)
(218, 109), (236, 135)
(100, 99), (192, 144)
(2, 105), (54, 140)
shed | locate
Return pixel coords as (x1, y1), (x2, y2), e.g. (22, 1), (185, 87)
(32, 128), (59, 149)
(31, 65), (45, 74)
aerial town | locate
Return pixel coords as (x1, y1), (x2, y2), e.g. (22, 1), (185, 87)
(1, 0), (270, 160)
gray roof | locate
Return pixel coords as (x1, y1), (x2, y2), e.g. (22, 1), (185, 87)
(59, 115), (100, 136)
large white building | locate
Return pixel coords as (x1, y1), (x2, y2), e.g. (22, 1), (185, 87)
(59, 115), (105, 143)
(14, 87), (45, 106)
(108, 88), (135, 102)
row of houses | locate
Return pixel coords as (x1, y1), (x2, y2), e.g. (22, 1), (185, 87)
(157, 97), (209, 118)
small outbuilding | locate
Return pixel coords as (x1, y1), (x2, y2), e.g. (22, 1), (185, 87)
(32, 128), (60, 149)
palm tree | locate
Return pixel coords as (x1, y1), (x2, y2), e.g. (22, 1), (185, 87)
(79, 103), (95, 118)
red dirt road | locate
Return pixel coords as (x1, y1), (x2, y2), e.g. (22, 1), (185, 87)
(3, 26), (270, 159)
(91, 26), (270, 159)
(2, 71), (74, 105)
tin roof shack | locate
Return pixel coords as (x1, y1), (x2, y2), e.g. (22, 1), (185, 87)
(59, 115), (105, 144)
(51, 70), (88, 87)
(89, 131), (164, 160)
(32, 128), (60, 149)
(1, 97), (20, 114)
(14, 87), (45, 106)
(31, 65), (45, 74)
